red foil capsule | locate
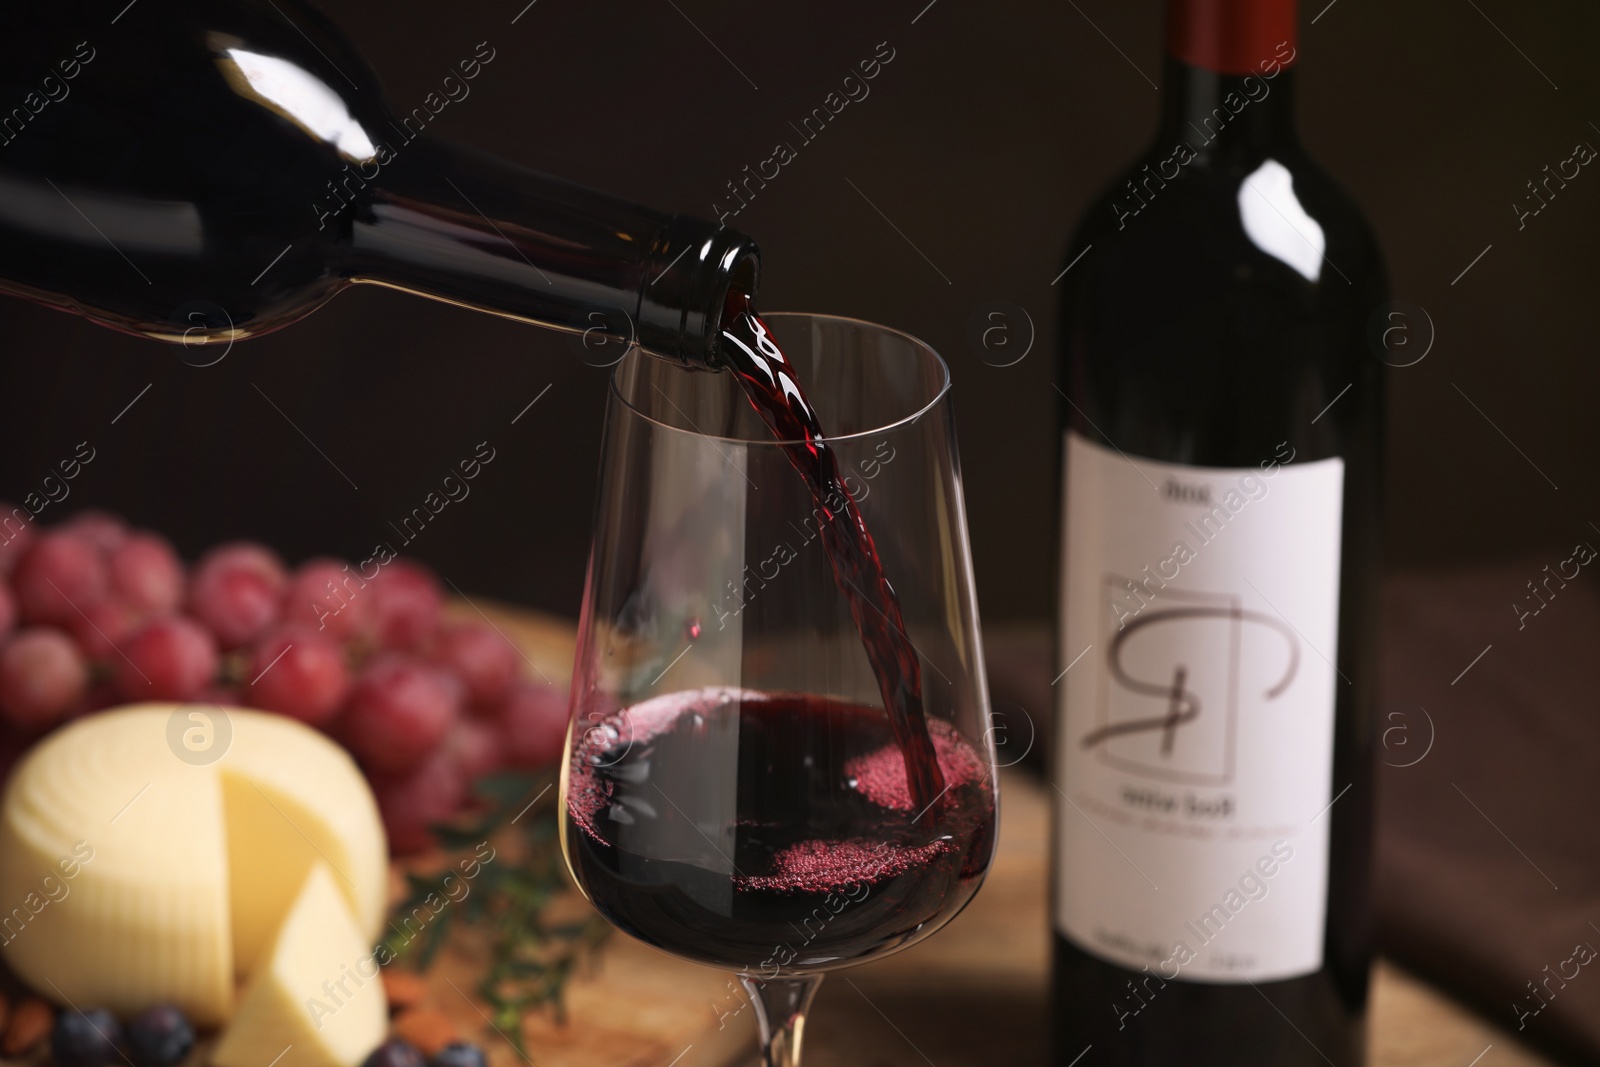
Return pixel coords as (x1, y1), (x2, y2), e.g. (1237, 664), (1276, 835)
(1166, 0), (1299, 75)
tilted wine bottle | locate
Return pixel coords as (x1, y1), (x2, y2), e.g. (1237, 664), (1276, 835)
(0, 0), (757, 367)
(1052, 0), (1384, 1063)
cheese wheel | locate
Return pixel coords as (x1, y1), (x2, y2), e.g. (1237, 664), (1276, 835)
(0, 704), (388, 1024)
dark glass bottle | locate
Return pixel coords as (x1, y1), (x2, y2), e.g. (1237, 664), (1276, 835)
(1052, 1), (1384, 1064)
(0, 1), (757, 367)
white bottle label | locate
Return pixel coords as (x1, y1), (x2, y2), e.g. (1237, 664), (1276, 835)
(1055, 431), (1344, 984)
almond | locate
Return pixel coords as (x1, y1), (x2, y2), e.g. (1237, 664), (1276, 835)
(380, 969), (431, 1013)
(392, 1007), (460, 1056)
(3, 997), (54, 1057)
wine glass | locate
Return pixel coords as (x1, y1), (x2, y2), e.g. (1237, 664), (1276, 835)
(558, 313), (999, 1067)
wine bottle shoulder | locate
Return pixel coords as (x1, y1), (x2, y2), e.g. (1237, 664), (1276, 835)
(1056, 143), (1386, 467)
(1062, 142), (1382, 289)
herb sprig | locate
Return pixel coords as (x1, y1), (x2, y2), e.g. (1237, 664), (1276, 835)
(383, 772), (610, 1054)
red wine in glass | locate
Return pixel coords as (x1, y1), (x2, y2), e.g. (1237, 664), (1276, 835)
(565, 687), (995, 970)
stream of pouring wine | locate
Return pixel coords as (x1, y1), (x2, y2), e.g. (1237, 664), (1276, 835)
(717, 294), (947, 815)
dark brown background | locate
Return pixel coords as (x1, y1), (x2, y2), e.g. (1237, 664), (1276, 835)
(0, 0), (1595, 621)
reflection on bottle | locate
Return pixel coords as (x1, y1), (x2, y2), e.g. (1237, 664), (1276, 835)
(1237, 159), (1325, 282)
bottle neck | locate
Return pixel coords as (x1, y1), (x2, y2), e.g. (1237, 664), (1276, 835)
(339, 138), (759, 369)
(1157, 0), (1300, 160)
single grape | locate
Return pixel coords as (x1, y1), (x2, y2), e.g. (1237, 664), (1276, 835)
(61, 510), (129, 554)
(281, 558), (372, 643)
(51, 1007), (124, 1067)
(496, 681), (568, 770)
(369, 747), (467, 854)
(369, 560), (443, 650)
(431, 622), (518, 711)
(109, 533), (185, 616)
(187, 541), (286, 649)
(12, 530), (109, 626)
(68, 598), (141, 661)
(0, 628), (89, 731)
(115, 617), (219, 702)
(445, 717), (504, 782)
(197, 541), (284, 580)
(340, 656), (458, 774)
(243, 627), (350, 725)
(125, 1005), (195, 1067)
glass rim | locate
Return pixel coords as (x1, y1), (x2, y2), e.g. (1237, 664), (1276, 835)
(609, 310), (952, 446)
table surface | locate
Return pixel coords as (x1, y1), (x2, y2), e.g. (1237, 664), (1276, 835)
(798, 770), (1557, 1067)
(487, 605), (1558, 1067)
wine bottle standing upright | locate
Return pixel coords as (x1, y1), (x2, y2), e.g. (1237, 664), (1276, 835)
(1053, 1), (1384, 1064)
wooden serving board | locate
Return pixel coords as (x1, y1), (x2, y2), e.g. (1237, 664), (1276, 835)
(412, 922), (753, 1067)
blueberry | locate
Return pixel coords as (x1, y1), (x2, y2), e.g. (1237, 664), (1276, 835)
(361, 1039), (427, 1067)
(126, 1005), (195, 1067)
(51, 1008), (124, 1067)
(432, 1044), (487, 1067)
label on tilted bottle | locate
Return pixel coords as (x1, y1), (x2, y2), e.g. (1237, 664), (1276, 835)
(1055, 431), (1344, 983)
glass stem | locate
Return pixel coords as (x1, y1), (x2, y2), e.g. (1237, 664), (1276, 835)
(740, 974), (824, 1067)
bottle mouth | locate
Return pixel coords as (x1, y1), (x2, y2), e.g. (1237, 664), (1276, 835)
(634, 219), (761, 370)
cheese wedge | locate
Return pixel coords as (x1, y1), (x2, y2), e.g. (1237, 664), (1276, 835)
(0, 704), (387, 1024)
(213, 864), (387, 1067)
(221, 712), (389, 976)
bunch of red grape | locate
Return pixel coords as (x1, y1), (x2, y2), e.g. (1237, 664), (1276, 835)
(0, 508), (568, 852)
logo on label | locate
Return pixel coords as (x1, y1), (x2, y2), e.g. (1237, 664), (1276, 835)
(1082, 581), (1299, 785)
